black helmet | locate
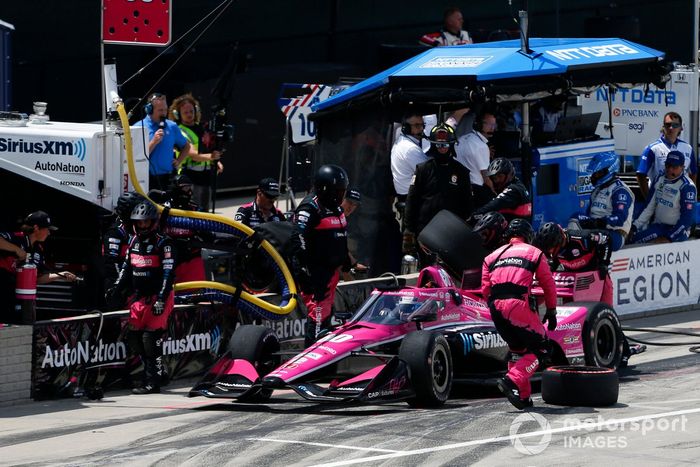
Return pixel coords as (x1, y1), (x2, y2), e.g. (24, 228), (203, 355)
(116, 191), (145, 222)
(473, 211), (508, 249)
(131, 201), (159, 237)
(534, 222), (567, 254)
(504, 218), (534, 244)
(486, 157), (515, 179)
(314, 164), (349, 208)
(427, 123), (457, 145)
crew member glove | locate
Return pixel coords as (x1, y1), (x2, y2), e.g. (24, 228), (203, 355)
(402, 232), (416, 255)
(542, 308), (557, 331)
(153, 300), (165, 316)
(628, 225), (638, 240)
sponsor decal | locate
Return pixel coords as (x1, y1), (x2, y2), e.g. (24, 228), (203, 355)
(41, 339), (127, 368)
(335, 386), (365, 392)
(595, 88), (676, 105)
(0, 137), (87, 160)
(555, 322), (582, 331)
(545, 44), (639, 61)
(563, 335), (580, 344)
(612, 250), (690, 272)
(60, 181), (86, 187)
(34, 161), (86, 174)
(420, 56), (492, 68)
(264, 318), (306, 339)
(472, 331), (507, 350)
(628, 122), (645, 133)
(163, 331), (213, 356)
(317, 345), (337, 355)
(441, 312), (460, 322)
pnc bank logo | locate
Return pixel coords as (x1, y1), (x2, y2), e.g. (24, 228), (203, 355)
(0, 137), (87, 161)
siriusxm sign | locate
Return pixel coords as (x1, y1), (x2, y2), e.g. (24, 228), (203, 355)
(0, 137), (87, 161)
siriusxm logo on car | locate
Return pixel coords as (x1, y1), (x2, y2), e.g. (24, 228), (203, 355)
(461, 331), (507, 352)
(0, 136), (87, 160)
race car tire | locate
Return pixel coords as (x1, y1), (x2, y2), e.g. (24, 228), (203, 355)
(417, 210), (487, 278)
(399, 331), (453, 407)
(580, 302), (624, 369)
(542, 365), (619, 406)
(227, 325), (281, 402)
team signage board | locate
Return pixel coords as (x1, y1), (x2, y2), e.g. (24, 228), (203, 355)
(103, 0), (172, 46)
(278, 83), (336, 144)
(580, 70), (698, 157)
(610, 239), (700, 316)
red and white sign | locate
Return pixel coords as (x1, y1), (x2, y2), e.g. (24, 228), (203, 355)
(278, 84), (333, 144)
(103, 0), (172, 46)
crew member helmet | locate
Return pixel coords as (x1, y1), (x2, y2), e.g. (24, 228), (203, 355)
(504, 218), (534, 244)
(427, 123), (457, 146)
(486, 157), (515, 179)
(131, 201), (159, 237)
(473, 211), (508, 250)
(314, 164), (349, 208)
(587, 151), (620, 187)
(116, 191), (146, 222)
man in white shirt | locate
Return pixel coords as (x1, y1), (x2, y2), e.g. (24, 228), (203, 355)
(390, 112), (428, 202)
(454, 111), (497, 206)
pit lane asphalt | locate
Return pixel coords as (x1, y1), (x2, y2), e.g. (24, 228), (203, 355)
(2, 313), (699, 466)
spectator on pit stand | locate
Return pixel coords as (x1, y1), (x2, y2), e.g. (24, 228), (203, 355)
(419, 6), (473, 47)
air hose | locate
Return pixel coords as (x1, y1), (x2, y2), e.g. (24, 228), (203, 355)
(115, 101), (297, 320)
(621, 326), (700, 354)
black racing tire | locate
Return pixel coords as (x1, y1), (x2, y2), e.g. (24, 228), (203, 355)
(227, 325), (281, 402)
(542, 365), (619, 406)
(582, 302), (624, 369)
(399, 331), (453, 407)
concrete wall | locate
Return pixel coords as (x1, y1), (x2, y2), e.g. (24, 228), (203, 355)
(0, 325), (32, 405)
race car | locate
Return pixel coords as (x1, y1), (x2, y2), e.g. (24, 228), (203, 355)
(189, 212), (639, 407)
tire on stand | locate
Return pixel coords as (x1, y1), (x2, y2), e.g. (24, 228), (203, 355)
(227, 325), (281, 402)
(542, 365), (619, 406)
(399, 331), (453, 407)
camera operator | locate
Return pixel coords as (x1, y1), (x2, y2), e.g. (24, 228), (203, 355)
(169, 94), (223, 211)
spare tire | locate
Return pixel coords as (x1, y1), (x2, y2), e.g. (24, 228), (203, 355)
(542, 365), (619, 407)
(418, 210), (487, 277)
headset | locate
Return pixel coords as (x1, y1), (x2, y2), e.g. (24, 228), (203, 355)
(401, 112), (423, 135)
(144, 93), (165, 116)
(473, 112), (486, 132)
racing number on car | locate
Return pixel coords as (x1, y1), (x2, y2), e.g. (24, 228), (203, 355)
(318, 333), (353, 343)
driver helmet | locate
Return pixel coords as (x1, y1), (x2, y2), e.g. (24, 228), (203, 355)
(587, 151), (619, 187)
(534, 222), (567, 256)
(504, 218), (534, 244)
(130, 201), (160, 237)
(473, 211), (508, 250)
(314, 164), (349, 208)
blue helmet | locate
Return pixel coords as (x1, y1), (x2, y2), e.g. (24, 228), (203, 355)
(587, 151), (620, 187)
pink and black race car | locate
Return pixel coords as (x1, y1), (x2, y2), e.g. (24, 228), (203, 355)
(189, 211), (641, 407)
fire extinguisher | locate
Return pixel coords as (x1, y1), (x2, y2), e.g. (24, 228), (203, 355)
(15, 260), (37, 323)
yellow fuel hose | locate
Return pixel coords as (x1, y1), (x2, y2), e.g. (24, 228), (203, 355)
(116, 101), (297, 316)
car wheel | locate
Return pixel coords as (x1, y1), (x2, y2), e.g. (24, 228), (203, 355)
(583, 303), (624, 369)
(542, 365), (619, 406)
(399, 331), (453, 407)
(228, 325), (281, 402)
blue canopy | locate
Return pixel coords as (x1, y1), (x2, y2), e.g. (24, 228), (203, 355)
(314, 38), (666, 114)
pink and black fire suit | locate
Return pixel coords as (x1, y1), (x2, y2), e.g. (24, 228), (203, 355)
(481, 238), (557, 399)
(291, 194), (349, 346)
